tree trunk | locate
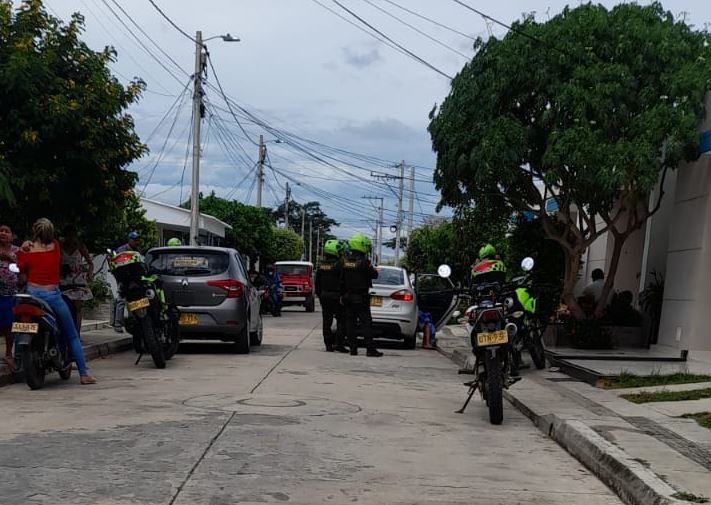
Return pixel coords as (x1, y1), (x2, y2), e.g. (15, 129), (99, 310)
(561, 248), (584, 319)
(595, 231), (627, 315)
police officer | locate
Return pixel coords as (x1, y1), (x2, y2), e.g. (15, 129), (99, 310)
(315, 240), (348, 353)
(340, 234), (383, 357)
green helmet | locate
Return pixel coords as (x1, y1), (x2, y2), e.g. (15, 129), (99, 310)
(349, 233), (371, 254)
(479, 243), (496, 260)
(167, 238), (182, 247)
(323, 239), (339, 257)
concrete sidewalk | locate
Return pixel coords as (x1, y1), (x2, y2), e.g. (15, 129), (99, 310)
(437, 325), (711, 505)
(1, 320), (131, 387)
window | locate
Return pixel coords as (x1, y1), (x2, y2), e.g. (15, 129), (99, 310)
(373, 268), (404, 286)
(276, 264), (310, 276)
(147, 251), (229, 276)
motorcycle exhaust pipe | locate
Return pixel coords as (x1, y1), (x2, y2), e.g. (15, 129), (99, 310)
(505, 322), (518, 337)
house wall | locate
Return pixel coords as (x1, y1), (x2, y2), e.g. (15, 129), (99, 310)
(657, 92), (711, 353)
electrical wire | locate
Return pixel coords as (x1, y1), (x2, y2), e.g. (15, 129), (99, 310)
(358, 0), (470, 59)
(328, 0), (453, 79)
(146, 0), (197, 43)
(380, 0), (478, 41)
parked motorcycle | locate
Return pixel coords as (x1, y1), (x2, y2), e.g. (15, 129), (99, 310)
(444, 258), (535, 425)
(8, 264), (73, 389)
(508, 275), (547, 370)
(258, 285), (281, 317)
(108, 250), (179, 369)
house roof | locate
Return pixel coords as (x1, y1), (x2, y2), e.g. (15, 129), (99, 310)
(139, 198), (232, 237)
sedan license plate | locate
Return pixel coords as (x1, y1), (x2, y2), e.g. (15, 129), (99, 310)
(127, 298), (150, 312)
(179, 313), (199, 326)
(370, 296), (382, 307)
(11, 322), (39, 334)
(476, 329), (508, 347)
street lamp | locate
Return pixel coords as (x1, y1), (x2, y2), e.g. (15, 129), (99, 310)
(189, 30), (239, 246)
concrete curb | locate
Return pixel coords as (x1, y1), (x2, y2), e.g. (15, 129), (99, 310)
(504, 391), (685, 505)
(437, 336), (685, 505)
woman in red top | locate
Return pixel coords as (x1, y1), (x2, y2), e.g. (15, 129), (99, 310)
(18, 218), (96, 384)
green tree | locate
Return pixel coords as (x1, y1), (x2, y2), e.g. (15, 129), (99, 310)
(197, 192), (274, 260)
(272, 200), (339, 236)
(0, 1), (147, 242)
(267, 228), (304, 262)
(429, 3), (711, 318)
(96, 191), (157, 250)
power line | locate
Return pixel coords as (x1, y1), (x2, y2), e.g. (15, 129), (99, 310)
(326, 0), (453, 79)
(358, 0), (470, 59)
(380, 0), (478, 41)
(146, 0), (197, 43)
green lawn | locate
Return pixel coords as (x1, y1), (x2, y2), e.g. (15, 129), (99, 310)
(602, 372), (711, 389)
(622, 388), (711, 404)
(681, 412), (711, 430)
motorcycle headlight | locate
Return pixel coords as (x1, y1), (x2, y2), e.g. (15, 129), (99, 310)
(504, 297), (515, 310)
(145, 289), (156, 300)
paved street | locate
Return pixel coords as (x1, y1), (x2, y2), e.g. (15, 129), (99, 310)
(0, 310), (621, 505)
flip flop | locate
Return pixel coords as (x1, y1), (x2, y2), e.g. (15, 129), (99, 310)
(80, 376), (97, 385)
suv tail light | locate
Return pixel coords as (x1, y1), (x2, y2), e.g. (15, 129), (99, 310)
(207, 279), (244, 298)
(12, 304), (44, 318)
(390, 289), (414, 302)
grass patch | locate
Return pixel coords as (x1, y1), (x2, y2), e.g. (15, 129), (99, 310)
(671, 491), (709, 503)
(681, 412), (711, 430)
(602, 371), (711, 389)
(622, 388), (711, 404)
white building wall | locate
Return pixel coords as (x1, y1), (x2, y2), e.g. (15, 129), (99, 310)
(658, 92), (711, 353)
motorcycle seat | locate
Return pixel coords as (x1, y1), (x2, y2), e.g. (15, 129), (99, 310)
(14, 294), (55, 316)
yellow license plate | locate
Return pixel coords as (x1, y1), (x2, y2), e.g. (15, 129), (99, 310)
(179, 313), (199, 326)
(370, 296), (382, 307)
(127, 298), (150, 312)
(11, 322), (39, 334)
(476, 330), (509, 346)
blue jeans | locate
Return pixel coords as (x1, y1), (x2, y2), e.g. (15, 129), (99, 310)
(26, 286), (89, 377)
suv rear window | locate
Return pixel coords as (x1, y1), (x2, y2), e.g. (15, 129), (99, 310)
(277, 265), (310, 276)
(147, 250), (229, 276)
(373, 268), (404, 286)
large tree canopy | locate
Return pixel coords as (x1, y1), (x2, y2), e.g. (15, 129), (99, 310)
(198, 193), (274, 259)
(0, 1), (147, 242)
(429, 2), (711, 317)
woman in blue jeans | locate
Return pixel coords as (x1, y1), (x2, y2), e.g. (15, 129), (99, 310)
(18, 218), (96, 384)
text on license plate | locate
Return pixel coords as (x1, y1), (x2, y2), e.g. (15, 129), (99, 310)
(476, 329), (508, 347)
(127, 298), (150, 312)
(179, 313), (199, 326)
(12, 322), (39, 334)
(370, 296), (382, 307)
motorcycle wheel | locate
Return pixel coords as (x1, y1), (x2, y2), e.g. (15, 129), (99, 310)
(485, 351), (504, 425)
(528, 326), (546, 370)
(163, 331), (180, 361)
(58, 363), (72, 381)
(141, 317), (166, 369)
(22, 344), (46, 390)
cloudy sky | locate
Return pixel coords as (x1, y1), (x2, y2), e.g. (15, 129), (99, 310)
(44, 0), (710, 241)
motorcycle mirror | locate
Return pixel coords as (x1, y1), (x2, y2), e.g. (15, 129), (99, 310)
(521, 257), (535, 272)
(8, 263), (19, 274)
(437, 264), (452, 278)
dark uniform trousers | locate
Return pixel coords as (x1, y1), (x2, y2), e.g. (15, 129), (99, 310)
(320, 292), (345, 348)
(344, 293), (374, 351)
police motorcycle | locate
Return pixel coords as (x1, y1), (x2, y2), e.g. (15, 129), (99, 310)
(446, 258), (535, 425)
(508, 273), (547, 370)
(7, 263), (73, 389)
(107, 250), (179, 369)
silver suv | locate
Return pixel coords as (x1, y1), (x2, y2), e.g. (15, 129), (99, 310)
(146, 246), (262, 353)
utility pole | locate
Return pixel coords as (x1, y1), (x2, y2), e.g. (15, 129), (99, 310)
(362, 196), (384, 265)
(284, 182), (291, 229)
(394, 161), (405, 266)
(256, 134), (265, 208)
(308, 219), (313, 263)
(301, 207), (306, 260)
(189, 30), (204, 246)
(407, 166), (415, 237)
(316, 226), (321, 264)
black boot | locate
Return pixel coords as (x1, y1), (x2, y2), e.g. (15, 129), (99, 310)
(366, 348), (383, 357)
(334, 345), (349, 353)
(325, 343), (334, 352)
